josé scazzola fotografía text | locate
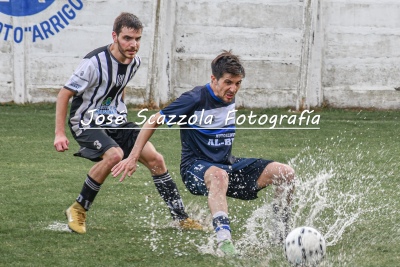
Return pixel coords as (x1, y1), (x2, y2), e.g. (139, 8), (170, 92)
(80, 108), (320, 129)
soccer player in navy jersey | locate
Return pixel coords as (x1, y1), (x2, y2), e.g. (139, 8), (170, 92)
(54, 12), (202, 234)
(112, 50), (295, 256)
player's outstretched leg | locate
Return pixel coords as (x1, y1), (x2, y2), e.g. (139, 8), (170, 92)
(66, 148), (122, 234)
(271, 163), (295, 244)
(140, 142), (203, 230)
(152, 172), (203, 230)
(257, 162), (295, 244)
(65, 175), (102, 234)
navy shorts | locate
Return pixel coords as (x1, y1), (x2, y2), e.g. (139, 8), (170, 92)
(71, 122), (140, 162)
(181, 158), (273, 200)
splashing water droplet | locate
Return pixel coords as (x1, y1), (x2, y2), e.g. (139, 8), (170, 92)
(234, 137), (396, 264)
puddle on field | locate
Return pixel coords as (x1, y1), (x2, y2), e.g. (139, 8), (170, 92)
(45, 221), (71, 232)
(49, 134), (396, 266)
(192, 136), (397, 266)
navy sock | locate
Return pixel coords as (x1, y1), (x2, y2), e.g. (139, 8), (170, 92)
(213, 212), (232, 242)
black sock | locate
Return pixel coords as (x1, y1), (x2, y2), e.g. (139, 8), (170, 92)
(76, 175), (101, 211)
(152, 171), (188, 221)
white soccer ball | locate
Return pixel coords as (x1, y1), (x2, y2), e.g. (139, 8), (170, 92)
(284, 226), (326, 266)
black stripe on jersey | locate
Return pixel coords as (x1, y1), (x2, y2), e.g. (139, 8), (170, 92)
(69, 94), (83, 135)
(115, 59), (139, 109)
(128, 58), (140, 81)
(84, 45), (108, 59)
(104, 61), (127, 101)
(93, 48), (114, 108)
(76, 53), (104, 128)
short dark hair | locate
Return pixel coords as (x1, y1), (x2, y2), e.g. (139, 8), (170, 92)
(211, 50), (245, 80)
(113, 12), (143, 35)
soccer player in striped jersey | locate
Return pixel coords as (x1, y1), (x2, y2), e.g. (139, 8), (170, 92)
(112, 50), (295, 256)
(54, 12), (202, 234)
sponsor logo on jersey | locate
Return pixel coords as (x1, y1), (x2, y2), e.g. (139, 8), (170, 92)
(68, 81), (81, 90)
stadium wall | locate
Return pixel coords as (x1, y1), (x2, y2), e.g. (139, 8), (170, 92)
(0, 0), (399, 109)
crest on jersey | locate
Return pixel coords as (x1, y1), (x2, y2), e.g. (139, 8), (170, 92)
(116, 74), (125, 87)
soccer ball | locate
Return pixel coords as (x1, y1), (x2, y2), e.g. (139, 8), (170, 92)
(284, 226), (326, 266)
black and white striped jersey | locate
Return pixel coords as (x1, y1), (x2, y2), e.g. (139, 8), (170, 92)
(64, 45), (141, 136)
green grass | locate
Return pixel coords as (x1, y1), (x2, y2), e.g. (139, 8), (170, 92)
(0, 103), (399, 266)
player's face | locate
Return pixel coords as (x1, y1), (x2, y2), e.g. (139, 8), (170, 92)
(210, 73), (243, 103)
(112, 27), (142, 63)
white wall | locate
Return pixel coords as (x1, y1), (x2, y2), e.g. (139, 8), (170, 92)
(0, 0), (156, 105)
(0, 0), (399, 109)
(321, 0), (400, 108)
(169, 0), (304, 109)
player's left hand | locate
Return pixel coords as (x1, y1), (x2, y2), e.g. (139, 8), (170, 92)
(111, 157), (138, 182)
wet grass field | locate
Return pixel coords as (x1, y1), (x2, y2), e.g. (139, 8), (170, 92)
(0, 103), (399, 266)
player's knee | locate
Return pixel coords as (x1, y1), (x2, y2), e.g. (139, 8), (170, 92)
(143, 152), (167, 175)
(104, 148), (123, 166)
(210, 169), (229, 189)
(152, 152), (165, 167)
(282, 165), (295, 184)
(146, 152), (165, 168)
(277, 164), (295, 188)
(265, 162), (295, 186)
(109, 152), (123, 166)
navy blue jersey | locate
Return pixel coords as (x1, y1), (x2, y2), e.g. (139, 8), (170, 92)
(161, 84), (237, 170)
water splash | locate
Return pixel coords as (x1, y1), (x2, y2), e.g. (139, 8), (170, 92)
(45, 221), (71, 232)
(234, 136), (396, 265)
(136, 134), (397, 265)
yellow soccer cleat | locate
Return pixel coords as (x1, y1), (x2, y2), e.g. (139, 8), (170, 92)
(178, 218), (203, 231)
(65, 201), (87, 234)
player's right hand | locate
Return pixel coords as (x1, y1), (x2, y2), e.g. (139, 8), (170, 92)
(111, 157), (138, 182)
(54, 134), (69, 152)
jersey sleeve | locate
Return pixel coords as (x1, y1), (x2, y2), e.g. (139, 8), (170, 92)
(160, 90), (200, 124)
(64, 58), (98, 95)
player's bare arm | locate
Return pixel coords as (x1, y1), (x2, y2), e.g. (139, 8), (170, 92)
(54, 88), (74, 152)
(111, 111), (163, 181)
